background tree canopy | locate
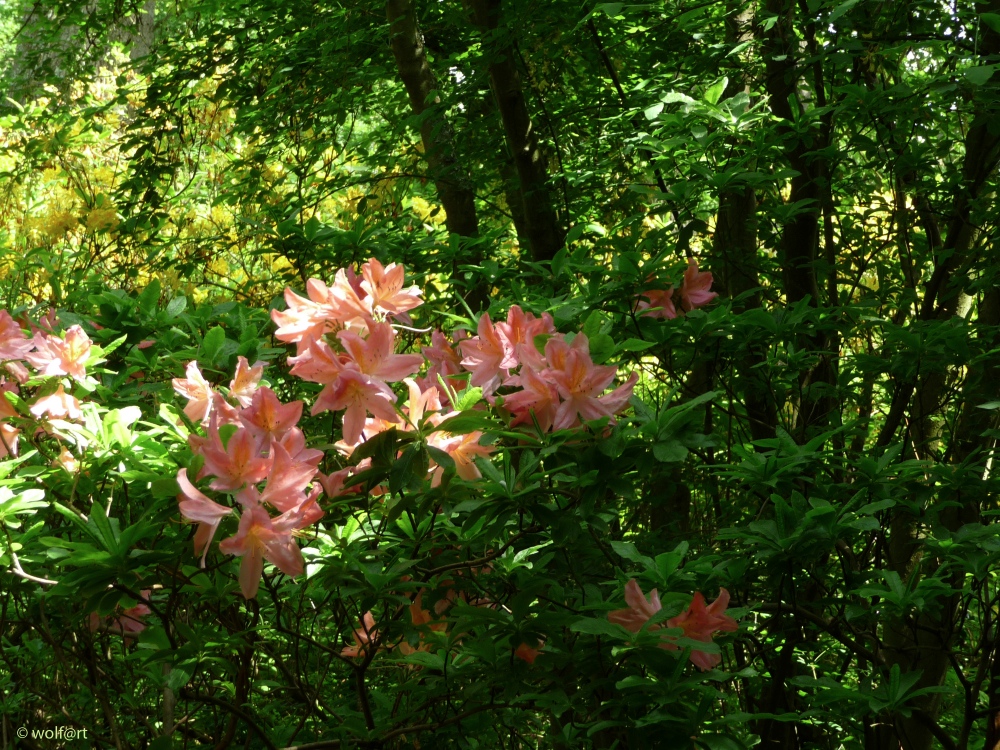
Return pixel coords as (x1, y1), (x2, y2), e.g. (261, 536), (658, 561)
(1, 0), (999, 748)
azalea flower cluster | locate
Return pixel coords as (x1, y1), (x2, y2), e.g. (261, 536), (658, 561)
(172, 357), (328, 599)
(608, 579), (738, 671)
(272, 258), (638, 477)
(637, 260), (718, 320)
(0, 309), (93, 462)
(173, 257), (640, 611)
(448, 306), (639, 433)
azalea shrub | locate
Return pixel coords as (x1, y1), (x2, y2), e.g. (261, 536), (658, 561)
(0, 257), (747, 748)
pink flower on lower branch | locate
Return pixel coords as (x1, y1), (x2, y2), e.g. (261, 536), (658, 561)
(514, 641), (543, 664)
(26, 325), (91, 381)
(218, 505), (304, 599)
(342, 611), (379, 658)
(678, 260), (718, 313)
(662, 589), (738, 670)
(89, 590), (152, 642)
(637, 286), (677, 320)
(176, 468), (233, 567)
(428, 430), (494, 486)
(312, 369), (401, 445)
(29, 383), (83, 420)
(607, 579), (737, 670)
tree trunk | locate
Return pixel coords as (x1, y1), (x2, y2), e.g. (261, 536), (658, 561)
(713, 0), (776, 444)
(463, 0), (564, 263)
(757, 0), (836, 440)
(386, 0), (487, 307)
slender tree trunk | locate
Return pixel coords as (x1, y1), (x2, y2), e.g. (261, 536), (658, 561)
(713, 0), (776, 444)
(758, 0), (836, 441)
(386, 0), (487, 307)
(463, 0), (564, 262)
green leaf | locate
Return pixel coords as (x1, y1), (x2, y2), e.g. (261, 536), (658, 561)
(965, 65), (995, 86)
(982, 13), (1000, 33)
(199, 326), (226, 363)
(596, 3), (624, 17)
(644, 103), (664, 120)
(436, 412), (498, 435)
(609, 542), (654, 569)
(570, 618), (630, 638)
(589, 333), (615, 364)
(455, 387), (483, 411)
(828, 0), (860, 22)
(616, 338), (655, 352)
(137, 279), (161, 317)
(704, 77), (728, 105)
(653, 441), (688, 462)
(165, 296), (187, 319)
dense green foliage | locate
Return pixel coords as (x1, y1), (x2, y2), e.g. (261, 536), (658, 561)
(1, 0), (1000, 748)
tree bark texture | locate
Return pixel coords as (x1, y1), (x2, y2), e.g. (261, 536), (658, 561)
(386, 0), (480, 240)
(464, 0), (564, 262)
(386, 0), (488, 308)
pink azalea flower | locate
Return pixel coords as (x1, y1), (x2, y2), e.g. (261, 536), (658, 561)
(459, 313), (516, 393)
(277, 427), (324, 466)
(288, 339), (347, 385)
(26, 326), (92, 381)
(0, 310), (32, 362)
(342, 611), (379, 658)
(4, 361), (29, 384)
(331, 269), (375, 327)
(271, 278), (353, 354)
(422, 329), (463, 377)
(637, 287), (678, 319)
(679, 260), (718, 312)
(607, 580), (737, 670)
(429, 431), (494, 486)
(504, 366), (560, 433)
(514, 641), (543, 664)
(198, 417), (271, 491)
(29, 383), (83, 420)
(402, 378), (444, 430)
(239, 386), (303, 446)
(399, 592), (448, 656)
(172, 361), (215, 425)
(337, 322), (423, 382)
(177, 468), (233, 567)
(89, 590), (152, 642)
(0, 422), (18, 458)
(316, 467), (362, 499)
(420, 329), (465, 393)
(0, 384), (18, 420)
(54, 447), (79, 473)
(218, 504), (304, 599)
(664, 589), (738, 670)
(312, 370), (400, 445)
(360, 258), (424, 317)
(211, 391), (243, 428)
(229, 356), (266, 407)
(608, 579), (663, 633)
(496, 305), (553, 370)
(544, 335), (633, 430)
(258, 441), (318, 513)
(272, 487), (325, 531)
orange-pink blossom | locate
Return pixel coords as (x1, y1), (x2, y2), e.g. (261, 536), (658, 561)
(607, 579), (737, 670)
